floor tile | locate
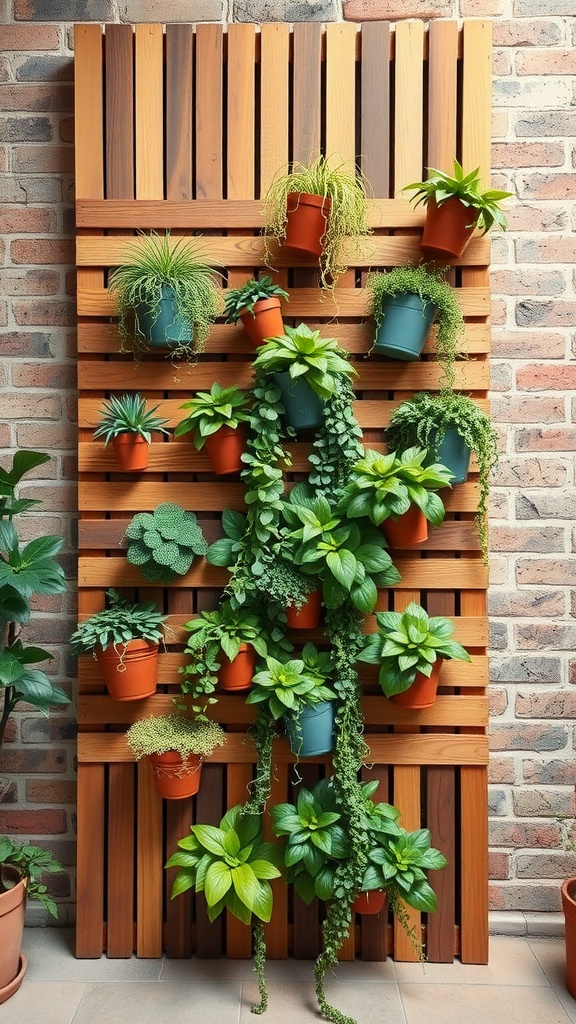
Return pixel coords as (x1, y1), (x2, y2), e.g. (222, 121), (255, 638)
(529, 938), (576, 1024)
(161, 954), (312, 983)
(71, 981), (241, 1024)
(394, 935), (548, 987)
(239, 979), (407, 1024)
(399, 983), (572, 1024)
(1, 981), (86, 1024)
(24, 928), (163, 982)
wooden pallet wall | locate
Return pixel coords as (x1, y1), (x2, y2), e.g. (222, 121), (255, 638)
(74, 21), (491, 964)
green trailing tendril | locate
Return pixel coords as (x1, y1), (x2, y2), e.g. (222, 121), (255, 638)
(251, 921), (269, 1014)
(244, 708), (276, 816)
(308, 376), (364, 504)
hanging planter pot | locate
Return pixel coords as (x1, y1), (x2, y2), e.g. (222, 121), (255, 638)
(240, 298), (284, 348)
(204, 425), (247, 476)
(285, 700), (335, 757)
(390, 658), (443, 710)
(420, 197), (476, 259)
(136, 284), (191, 347)
(351, 890), (387, 916)
(562, 878), (576, 998)
(373, 293), (437, 361)
(95, 640), (159, 701)
(433, 428), (472, 485)
(111, 433), (149, 472)
(273, 372), (324, 431)
(217, 643), (256, 692)
(149, 751), (203, 800)
(286, 590), (322, 630)
(0, 869), (27, 1005)
(284, 192), (331, 258)
(382, 505), (428, 547)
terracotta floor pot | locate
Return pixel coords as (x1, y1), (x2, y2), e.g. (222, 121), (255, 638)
(96, 640), (159, 701)
(351, 890), (387, 916)
(284, 192), (331, 258)
(112, 433), (149, 472)
(218, 643), (256, 692)
(420, 196), (476, 259)
(382, 505), (428, 547)
(240, 297), (284, 348)
(149, 751), (203, 800)
(286, 590), (322, 629)
(204, 425), (247, 475)
(0, 868), (27, 1004)
(390, 658), (443, 710)
(562, 877), (576, 997)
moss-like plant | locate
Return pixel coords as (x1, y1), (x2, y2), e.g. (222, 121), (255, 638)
(125, 503), (207, 583)
(125, 713), (225, 760)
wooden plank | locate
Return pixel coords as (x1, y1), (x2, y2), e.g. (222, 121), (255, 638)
(292, 23), (322, 162)
(226, 763), (253, 958)
(166, 25), (194, 201)
(360, 22), (390, 198)
(196, 24), (223, 200)
(75, 764), (105, 956)
(107, 763), (135, 957)
(462, 21), (492, 188)
(227, 24), (256, 200)
(393, 20), (424, 195)
(392, 763), (421, 961)
(325, 23), (356, 162)
(427, 21), (458, 171)
(292, 764), (321, 960)
(460, 766), (489, 963)
(136, 760), (163, 956)
(105, 25), (134, 200)
(264, 762), (289, 958)
(359, 765), (390, 961)
(260, 24), (290, 194)
(165, 797), (193, 957)
(74, 25), (104, 198)
(134, 24), (163, 200)
(195, 765), (224, 957)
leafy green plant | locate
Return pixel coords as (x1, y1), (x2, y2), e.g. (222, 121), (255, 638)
(108, 231), (222, 358)
(358, 601), (471, 699)
(69, 588), (165, 664)
(338, 446), (453, 528)
(125, 713), (225, 760)
(173, 383), (252, 449)
(92, 393), (170, 445)
(125, 503), (207, 583)
(247, 644), (336, 722)
(0, 838), (63, 918)
(402, 159), (512, 235)
(252, 323), (357, 400)
(223, 275), (289, 323)
(386, 390), (499, 562)
(263, 154), (371, 289)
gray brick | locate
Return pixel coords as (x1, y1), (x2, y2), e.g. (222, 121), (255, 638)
(516, 491), (576, 521)
(16, 56), (74, 83)
(515, 111), (576, 138)
(233, 0), (338, 19)
(120, 0), (223, 20)
(14, 0), (111, 18)
(517, 853), (576, 879)
(490, 656), (561, 685)
(0, 116), (52, 142)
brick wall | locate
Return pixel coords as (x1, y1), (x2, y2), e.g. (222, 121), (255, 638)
(1, 0), (575, 922)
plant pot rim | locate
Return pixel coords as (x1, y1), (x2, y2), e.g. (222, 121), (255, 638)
(0, 953), (27, 1006)
(286, 191), (332, 210)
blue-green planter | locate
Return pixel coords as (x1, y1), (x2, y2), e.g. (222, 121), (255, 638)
(285, 701), (335, 757)
(136, 285), (191, 347)
(434, 428), (471, 484)
(373, 293), (437, 361)
(273, 372), (324, 431)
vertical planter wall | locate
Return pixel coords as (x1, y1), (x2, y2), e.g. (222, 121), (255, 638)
(75, 19), (491, 966)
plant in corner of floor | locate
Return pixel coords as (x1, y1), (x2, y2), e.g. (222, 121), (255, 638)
(125, 503), (207, 584)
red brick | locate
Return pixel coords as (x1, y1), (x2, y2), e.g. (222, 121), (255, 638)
(489, 883), (561, 913)
(516, 690), (576, 718)
(13, 299), (75, 326)
(518, 173), (576, 200)
(493, 20), (563, 46)
(517, 852), (576, 879)
(11, 238), (74, 265)
(21, 483), (77, 513)
(0, 809), (67, 835)
(343, 0), (451, 17)
(492, 50), (512, 76)
(517, 365), (576, 390)
(517, 559), (576, 586)
(492, 268), (566, 296)
(492, 141), (564, 168)
(490, 723), (568, 753)
(496, 457), (567, 487)
(0, 394), (62, 419)
(516, 238), (576, 264)
(489, 757), (516, 784)
(59, 116), (74, 143)
(523, 760), (576, 786)
(488, 688), (508, 716)
(0, 331), (52, 356)
(0, 206), (55, 233)
(16, 421), (77, 449)
(492, 331), (566, 359)
(12, 362), (76, 389)
(0, 25), (60, 50)
(0, 748), (66, 774)
(516, 623), (576, 651)
(505, 203), (569, 232)
(491, 525), (565, 554)
(489, 852), (511, 880)
(517, 49), (576, 75)
(0, 85), (74, 113)
(0, 269), (60, 296)
(516, 300), (576, 329)
(514, 789), (575, 818)
(489, 821), (561, 848)
(488, 589), (567, 618)
(26, 780), (76, 804)
(515, 427), (576, 452)
(12, 145), (75, 175)
(491, 395), (565, 423)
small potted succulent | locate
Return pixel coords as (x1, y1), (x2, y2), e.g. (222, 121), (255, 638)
(386, 391), (499, 563)
(263, 155), (371, 290)
(180, 599), (268, 708)
(358, 601), (471, 709)
(92, 392), (170, 471)
(252, 323), (357, 431)
(108, 231), (222, 359)
(125, 713), (226, 799)
(402, 159), (513, 259)
(70, 589), (166, 701)
(174, 383), (252, 475)
(223, 275), (289, 348)
(338, 446), (454, 548)
(125, 503), (207, 584)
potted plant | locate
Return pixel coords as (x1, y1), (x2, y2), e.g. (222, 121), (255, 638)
(263, 155), (371, 290)
(126, 713), (225, 800)
(92, 392), (170, 471)
(358, 601), (471, 709)
(252, 323), (357, 432)
(247, 644), (338, 757)
(125, 503), (207, 584)
(70, 588), (166, 701)
(174, 383), (252, 475)
(402, 159), (513, 259)
(338, 446), (454, 548)
(386, 390), (499, 563)
(366, 263), (465, 385)
(108, 231), (222, 359)
(223, 274), (289, 348)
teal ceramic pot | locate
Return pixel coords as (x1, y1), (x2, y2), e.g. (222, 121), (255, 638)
(285, 701), (335, 757)
(434, 428), (471, 484)
(273, 372), (324, 431)
(373, 293), (437, 361)
(136, 285), (191, 346)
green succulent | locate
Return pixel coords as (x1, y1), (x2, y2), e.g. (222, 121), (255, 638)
(174, 383), (252, 449)
(252, 323), (357, 400)
(402, 159), (513, 235)
(69, 588), (165, 657)
(223, 275), (289, 323)
(338, 446), (453, 528)
(125, 503), (207, 583)
(93, 393), (170, 445)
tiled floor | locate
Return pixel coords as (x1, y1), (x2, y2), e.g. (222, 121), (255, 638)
(2, 928), (575, 1024)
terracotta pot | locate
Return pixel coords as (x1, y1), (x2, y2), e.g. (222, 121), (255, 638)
(204, 425), (247, 475)
(286, 591), (322, 630)
(562, 878), (576, 998)
(149, 751), (203, 800)
(284, 192), (331, 258)
(420, 196), (476, 259)
(95, 640), (159, 701)
(382, 505), (428, 547)
(217, 643), (256, 692)
(0, 867), (27, 1005)
(351, 890), (387, 916)
(390, 658), (443, 710)
(112, 433), (149, 472)
(240, 297), (284, 348)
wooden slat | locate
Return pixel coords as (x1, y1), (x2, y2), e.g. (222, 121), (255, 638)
(105, 25), (134, 200)
(292, 23), (322, 162)
(326, 23), (356, 162)
(75, 764), (105, 956)
(260, 24), (290, 194)
(227, 24), (256, 200)
(393, 21), (424, 195)
(136, 760), (163, 956)
(134, 24), (163, 200)
(195, 765), (224, 956)
(427, 21), (458, 171)
(106, 764), (135, 956)
(166, 25), (194, 201)
(74, 25), (104, 198)
(360, 22), (390, 197)
(196, 24), (223, 200)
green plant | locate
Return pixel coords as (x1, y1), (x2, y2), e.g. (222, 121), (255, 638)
(252, 323), (357, 400)
(173, 383), (252, 449)
(69, 588), (165, 664)
(358, 601), (471, 699)
(125, 503), (207, 583)
(263, 155), (371, 289)
(386, 390), (499, 562)
(0, 451), (69, 749)
(367, 263), (465, 389)
(338, 446), (453, 528)
(223, 275), (289, 323)
(125, 713), (225, 760)
(92, 392), (170, 446)
(108, 230), (222, 358)
(402, 159), (513, 235)
(0, 838), (63, 918)
(247, 644), (336, 722)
